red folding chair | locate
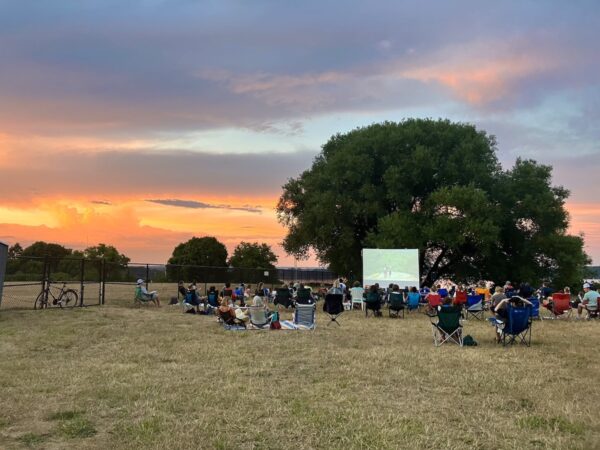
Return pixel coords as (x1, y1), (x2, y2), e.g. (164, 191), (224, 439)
(427, 294), (442, 314)
(453, 291), (467, 307)
(543, 293), (572, 319)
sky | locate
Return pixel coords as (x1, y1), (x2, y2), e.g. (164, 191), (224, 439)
(1, 0), (599, 265)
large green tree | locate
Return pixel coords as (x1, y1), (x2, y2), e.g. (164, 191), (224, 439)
(228, 242), (279, 284)
(228, 242), (278, 269)
(167, 236), (228, 281)
(82, 244), (131, 281)
(277, 119), (589, 287)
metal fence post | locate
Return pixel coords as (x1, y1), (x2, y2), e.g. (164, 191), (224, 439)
(0, 242), (7, 308)
(101, 259), (106, 305)
(145, 264), (149, 289)
(43, 255), (49, 305)
(80, 258), (85, 306)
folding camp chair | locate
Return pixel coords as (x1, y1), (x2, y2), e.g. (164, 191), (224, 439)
(388, 292), (405, 318)
(465, 295), (484, 320)
(294, 303), (316, 329)
(431, 307), (463, 346)
(364, 292), (382, 317)
(274, 288), (293, 309)
(426, 294), (442, 315)
(323, 293), (344, 326)
(454, 291), (467, 308)
(134, 286), (158, 306)
(296, 288), (314, 305)
(206, 291), (220, 313)
(496, 305), (532, 346)
(528, 297), (540, 320)
(406, 293), (420, 313)
(541, 293), (572, 320)
(248, 306), (272, 329)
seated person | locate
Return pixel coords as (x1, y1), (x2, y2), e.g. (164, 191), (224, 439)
(349, 281), (364, 308)
(177, 280), (187, 300)
(475, 282), (490, 303)
(328, 280), (343, 296)
(136, 279), (160, 306)
(490, 286), (506, 313)
(493, 295), (532, 323)
(578, 283), (599, 319)
(438, 296), (461, 313)
(206, 286), (220, 310)
(518, 282), (534, 299)
(453, 285), (468, 306)
(217, 297), (247, 326)
(503, 281), (515, 298)
(254, 282), (271, 301)
(564, 287), (579, 309)
(388, 285), (405, 310)
(437, 285), (449, 299)
(539, 282), (553, 299)
(234, 283), (247, 306)
(186, 281), (202, 314)
(221, 282), (234, 301)
(406, 286), (421, 310)
(425, 287), (441, 314)
(364, 284), (382, 315)
(295, 284), (314, 304)
(273, 284), (293, 308)
(490, 296), (532, 342)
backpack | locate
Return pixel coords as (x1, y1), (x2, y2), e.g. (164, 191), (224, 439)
(463, 335), (478, 346)
(270, 311), (281, 329)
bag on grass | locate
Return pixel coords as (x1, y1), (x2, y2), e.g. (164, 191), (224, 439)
(270, 311), (281, 329)
(463, 335), (478, 346)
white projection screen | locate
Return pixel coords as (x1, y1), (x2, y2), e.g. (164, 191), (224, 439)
(362, 249), (420, 288)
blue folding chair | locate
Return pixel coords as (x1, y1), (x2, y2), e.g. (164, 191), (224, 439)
(206, 291), (220, 311)
(465, 294), (484, 320)
(294, 303), (316, 329)
(528, 297), (540, 320)
(498, 305), (532, 346)
(406, 292), (421, 313)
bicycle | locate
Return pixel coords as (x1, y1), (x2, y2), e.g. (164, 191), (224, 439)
(34, 281), (79, 309)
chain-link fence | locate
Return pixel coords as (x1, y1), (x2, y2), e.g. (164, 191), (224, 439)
(1, 256), (103, 310)
(1, 256), (338, 310)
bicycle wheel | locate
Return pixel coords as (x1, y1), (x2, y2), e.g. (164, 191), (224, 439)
(34, 291), (47, 310)
(60, 289), (79, 308)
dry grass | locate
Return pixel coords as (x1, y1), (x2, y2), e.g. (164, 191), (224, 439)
(1, 297), (599, 449)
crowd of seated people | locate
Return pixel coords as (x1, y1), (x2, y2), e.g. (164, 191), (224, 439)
(135, 275), (600, 326)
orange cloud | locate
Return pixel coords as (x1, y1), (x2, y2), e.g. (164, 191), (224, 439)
(401, 53), (560, 105)
(0, 198), (313, 266)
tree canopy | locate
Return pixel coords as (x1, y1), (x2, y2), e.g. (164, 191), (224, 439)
(6, 241), (132, 281)
(228, 242), (278, 269)
(277, 119), (589, 288)
(167, 236), (228, 268)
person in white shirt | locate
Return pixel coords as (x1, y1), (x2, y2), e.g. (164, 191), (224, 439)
(136, 279), (160, 306)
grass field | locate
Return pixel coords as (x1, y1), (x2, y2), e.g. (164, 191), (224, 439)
(1, 297), (600, 449)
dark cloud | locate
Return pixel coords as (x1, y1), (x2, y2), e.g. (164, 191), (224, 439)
(1, 1), (598, 135)
(146, 199), (261, 213)
(91, 200), (112, 205)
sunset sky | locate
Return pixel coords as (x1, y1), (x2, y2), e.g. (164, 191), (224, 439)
(1, 1), (599, 265)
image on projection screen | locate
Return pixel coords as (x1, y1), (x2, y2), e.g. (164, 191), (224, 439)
(362, 249), (420, 288)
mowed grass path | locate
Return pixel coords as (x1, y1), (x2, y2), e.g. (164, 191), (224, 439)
(1, 304), (599, 449)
